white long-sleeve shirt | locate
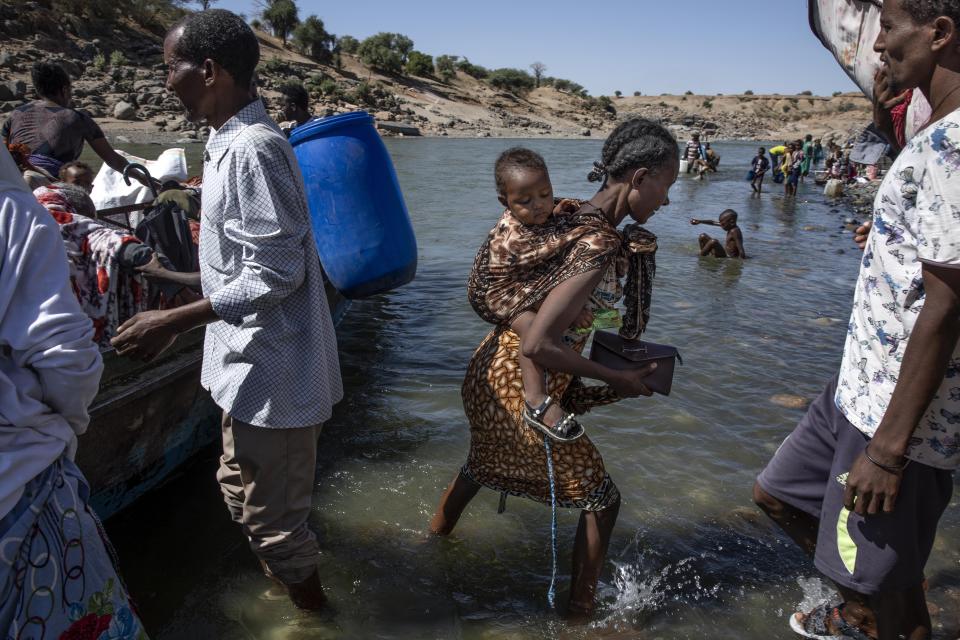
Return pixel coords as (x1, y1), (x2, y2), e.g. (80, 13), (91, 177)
(0, 147), (102, 519)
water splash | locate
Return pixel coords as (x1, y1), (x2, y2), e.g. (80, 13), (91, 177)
(795, 575), (841, 615)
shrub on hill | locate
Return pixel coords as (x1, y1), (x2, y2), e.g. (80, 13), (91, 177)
(357, 32), (414, 73)
(435, 55), (458, 82)
(456, 58), (488, 79)
(405, 51), (434, 77)
(293, 15), (335, 63)
(488, 68), (535, 95)
(337, 35), (359, 54)
(552, 78), (587, 97)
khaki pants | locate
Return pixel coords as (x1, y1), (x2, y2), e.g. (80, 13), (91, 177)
(217, 413), (322, 584)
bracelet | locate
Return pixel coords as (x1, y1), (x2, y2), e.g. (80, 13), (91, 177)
(864, 443), (908, 473)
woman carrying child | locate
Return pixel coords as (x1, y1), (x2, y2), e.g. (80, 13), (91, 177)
(429, 119), (679, 618)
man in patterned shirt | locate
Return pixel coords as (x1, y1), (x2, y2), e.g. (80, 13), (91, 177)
(111, 10), (342, 611)
(754, 1), (960, 638)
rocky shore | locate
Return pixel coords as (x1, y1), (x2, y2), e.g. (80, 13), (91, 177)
(0, 2), (874, 145)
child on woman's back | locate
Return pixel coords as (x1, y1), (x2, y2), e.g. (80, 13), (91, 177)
(468, 148), (599, 440)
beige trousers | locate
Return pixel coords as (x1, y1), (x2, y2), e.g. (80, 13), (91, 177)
(217, 413), (322, 584)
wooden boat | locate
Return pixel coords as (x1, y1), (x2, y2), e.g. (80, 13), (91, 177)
(77, 280), (349, 519)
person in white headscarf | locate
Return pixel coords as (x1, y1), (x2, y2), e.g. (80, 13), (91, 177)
(0, 146), (147, 639)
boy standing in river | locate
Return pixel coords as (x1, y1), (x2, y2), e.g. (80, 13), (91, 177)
(750, 147), (770, 194)
(754, 2), (960, 637)
(111, 10), (341, 611)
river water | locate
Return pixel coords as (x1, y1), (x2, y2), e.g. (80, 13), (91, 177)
(97, 139), (960, 639)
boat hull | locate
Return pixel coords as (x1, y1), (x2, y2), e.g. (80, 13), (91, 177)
(79, 285), (349, 518)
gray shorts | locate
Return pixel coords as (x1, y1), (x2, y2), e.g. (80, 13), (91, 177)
(757, 376), (953, 595)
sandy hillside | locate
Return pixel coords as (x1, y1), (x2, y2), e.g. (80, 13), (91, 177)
(0, 3), (872, 143)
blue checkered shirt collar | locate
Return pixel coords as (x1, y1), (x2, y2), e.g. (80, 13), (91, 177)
(203, 98), (270, 167)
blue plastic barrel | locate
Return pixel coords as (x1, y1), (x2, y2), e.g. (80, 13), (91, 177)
(290, 111), (417, 299)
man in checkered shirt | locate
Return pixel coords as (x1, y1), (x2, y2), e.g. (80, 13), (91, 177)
(111, 10), (341, 611)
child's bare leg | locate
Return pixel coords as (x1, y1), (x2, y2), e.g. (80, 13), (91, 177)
(512, 312), (565, 427)
(698, 234), (726, 258)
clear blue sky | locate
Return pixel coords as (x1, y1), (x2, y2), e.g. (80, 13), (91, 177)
(214, 0), (860, 97)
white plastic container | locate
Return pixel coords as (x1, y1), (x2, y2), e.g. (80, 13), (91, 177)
(824, 179), (844, 198)
(679, 159), (689, 174)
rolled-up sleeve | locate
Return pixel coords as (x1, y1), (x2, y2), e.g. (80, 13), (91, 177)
(208, 141), (309, 325)
(916, 137), (960, 268)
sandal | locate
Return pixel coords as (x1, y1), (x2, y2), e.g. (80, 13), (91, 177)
(523, 396), (585, 442)
(789, 603), (874, 640)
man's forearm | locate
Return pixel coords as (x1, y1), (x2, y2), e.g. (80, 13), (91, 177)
(167, 298), (220, 333)
(871, 300), (960, 459)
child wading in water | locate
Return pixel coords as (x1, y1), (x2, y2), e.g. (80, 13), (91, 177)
(691, 209), (747, 258)
(749, 147), (770, 195)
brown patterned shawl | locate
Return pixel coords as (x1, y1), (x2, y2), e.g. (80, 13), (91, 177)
(467, 200), (657, 341)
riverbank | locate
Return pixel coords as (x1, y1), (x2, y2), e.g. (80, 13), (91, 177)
(0, 2), (872, 143)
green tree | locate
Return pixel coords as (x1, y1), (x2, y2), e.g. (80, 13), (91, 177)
(614, 90), (622, 98)
(196, 0), (217, 8)
(455, 58), (487, 79)
(633, 90), (641, 96)
(357, 32), (415, 73)
(487, 68), (535, 95)
(435, 55), (457, 82)
(405, 51), (434, 77)
(293, 15), (335, 63)
(262, 0), (299, 46)
(337, 35), (359, 54)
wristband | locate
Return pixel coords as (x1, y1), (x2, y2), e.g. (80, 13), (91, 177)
(864, 443), (908, 473)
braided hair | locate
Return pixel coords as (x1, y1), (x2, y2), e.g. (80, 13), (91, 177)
(587, 118), (678, 185)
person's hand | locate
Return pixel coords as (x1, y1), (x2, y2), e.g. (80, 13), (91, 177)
(873, 68), (908, 147)
(127, 166), (161, 193)
(690, 219), (700, 225)
(571, 307), (594, 331)
(874, 67), (908, 111)
(110, 310), (179, 361)
(135, 254), (169, 282)
(854, 219), (873, 251)
(608, 364), (657, 398)
(843, 449), (904, 515)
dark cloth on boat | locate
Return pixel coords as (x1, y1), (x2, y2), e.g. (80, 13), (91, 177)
(1, 101), (105, 166)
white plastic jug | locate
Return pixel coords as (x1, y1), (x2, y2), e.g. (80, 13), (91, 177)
(824, 179), (844, 198)
(679, 159), (689, 175)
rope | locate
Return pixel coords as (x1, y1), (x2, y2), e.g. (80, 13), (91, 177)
(544, 436), (558, 608)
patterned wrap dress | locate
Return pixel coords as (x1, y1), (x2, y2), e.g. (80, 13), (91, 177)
(461, 202), (657, 510)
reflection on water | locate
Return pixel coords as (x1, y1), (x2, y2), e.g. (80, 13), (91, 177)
(102, 139), (960, 639)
